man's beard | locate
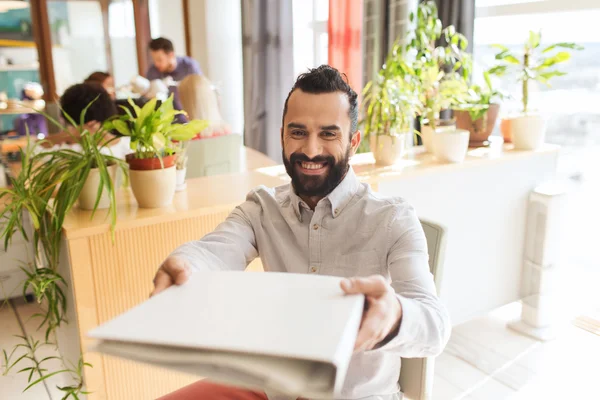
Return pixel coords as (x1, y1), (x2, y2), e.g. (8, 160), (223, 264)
(282, 147), (351, 198)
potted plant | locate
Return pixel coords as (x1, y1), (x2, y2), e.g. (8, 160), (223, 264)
(362, 42), (420, 166)
(417, 63), (469, 155)
(453, 70), (506, 146)
(490, 31), (582, 150)
(105, 96), (207, 208)
(0, 134), (121, 397)
(404, 1), (472, 153)
(40, 102), (128, 218)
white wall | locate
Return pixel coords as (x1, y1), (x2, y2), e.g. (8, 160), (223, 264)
(108, 0), (138, 87)
(149, 0), (187, 56)
(187, 0), (244, 135)
(51, 1), (108, 93)
(0, 48), (37, 66)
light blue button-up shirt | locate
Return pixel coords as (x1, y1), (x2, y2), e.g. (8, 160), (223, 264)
(171, 167), (451, 399)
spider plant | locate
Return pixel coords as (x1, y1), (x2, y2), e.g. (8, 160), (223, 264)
(0, 98), (124, 395)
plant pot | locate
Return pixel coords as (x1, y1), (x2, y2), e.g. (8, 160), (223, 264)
(454, 104), (500, 147)
(432, 129), (470, 163)
(509, 114), (547, 150)
(420, 120), (456, 153)
(78, 164), (118, 210)
(369, 133), (408, 166)
(175, 167), (187, 192)
(500, 118), (513, 143)
(125, 153), (177, 171)
(129, 166), (177, 208)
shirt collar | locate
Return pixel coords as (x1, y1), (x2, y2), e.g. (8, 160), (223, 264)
(289, 167), (360, 221)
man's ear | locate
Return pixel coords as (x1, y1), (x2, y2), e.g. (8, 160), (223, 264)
(350, 131), (362, 155)
(280, 127), (284, 147)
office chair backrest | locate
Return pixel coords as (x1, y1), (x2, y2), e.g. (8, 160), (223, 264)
(398, 219), (447, 400)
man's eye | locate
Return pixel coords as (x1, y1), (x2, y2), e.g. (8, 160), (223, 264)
(291, 130), (306, 136)
(321, 131), (336, 137)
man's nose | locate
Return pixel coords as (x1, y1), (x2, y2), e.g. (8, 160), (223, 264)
(301, 134), (322, 159)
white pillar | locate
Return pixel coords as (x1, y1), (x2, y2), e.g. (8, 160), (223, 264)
(508, 182), (568, 341)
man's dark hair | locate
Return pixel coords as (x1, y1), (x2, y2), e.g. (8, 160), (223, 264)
(149, 37), (174, 53)
(84, 71), (111, 85)
(282, 65), (358, 136)
(60, 83), (116, 125)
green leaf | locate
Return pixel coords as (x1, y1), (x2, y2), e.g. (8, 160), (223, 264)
(483, 71), (492, 91)
(528, 31), (541, 49)
(538, 51), (571, 68)
(490, 44), (509, 52)
(126, 98), (141, 116)
(23, 369), (71, 392)
(151, 133), (167, 150)
(488, 65), (508, 76)
(542, 42), (584, 53)
(111, 120), (131, 136)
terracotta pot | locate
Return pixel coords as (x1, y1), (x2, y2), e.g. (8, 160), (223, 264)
(125, 154), (177, 171)
(500, 118), (513, 143)
(454, 104), (500, 147)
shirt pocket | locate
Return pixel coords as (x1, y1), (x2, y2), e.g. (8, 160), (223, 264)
(322, 250), (382, 278)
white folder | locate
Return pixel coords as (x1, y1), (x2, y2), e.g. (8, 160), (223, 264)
(88, 271), (365, 399)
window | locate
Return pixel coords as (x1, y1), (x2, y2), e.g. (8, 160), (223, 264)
(474, 0), (600, 177)
(292, 0), (329, 78)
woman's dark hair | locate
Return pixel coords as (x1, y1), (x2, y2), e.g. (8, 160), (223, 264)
(282, 65), (359, 135)
(60, 83), (117, 125)
(149, 37), (174, 53)
(84, 71), (111, 85)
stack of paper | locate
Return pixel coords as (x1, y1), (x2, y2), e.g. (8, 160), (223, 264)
(88, 271), (365, 399)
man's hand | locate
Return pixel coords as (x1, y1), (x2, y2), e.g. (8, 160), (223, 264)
(150, 256), (192, 297)
(341, 275), (402, 352)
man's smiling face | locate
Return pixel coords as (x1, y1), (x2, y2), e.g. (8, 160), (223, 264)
(281, 89), (360, 198)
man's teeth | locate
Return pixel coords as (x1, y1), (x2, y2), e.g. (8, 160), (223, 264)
(301, 162), (325, 170)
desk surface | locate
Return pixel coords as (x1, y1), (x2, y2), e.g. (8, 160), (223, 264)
(6, 139), (560, 239)
(0, 100), (45, 115)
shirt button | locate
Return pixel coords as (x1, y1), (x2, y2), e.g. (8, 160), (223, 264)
(334, 209), (339, 215)
(309, 266), (317, 273)
(313, 224), (319, 230)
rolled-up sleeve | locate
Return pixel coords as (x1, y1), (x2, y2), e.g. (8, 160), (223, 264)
(168, 195), (259, 272)
(374, 204), (451, 357)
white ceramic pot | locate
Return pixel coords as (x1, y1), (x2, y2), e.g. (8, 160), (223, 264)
(510, 114), (546, 150)
(420, 125), (434, 153)
(432, 129), (470, 163)
(129, 166), (176, 208)
(78, 164), (118, 210)
(420, 123), (456, 153)
(369, 133), (408, 166)
(175, 168), (187, 192)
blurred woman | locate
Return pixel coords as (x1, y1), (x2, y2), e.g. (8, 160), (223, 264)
(178, 74), (231, 138)
(85, 71), (116, 99)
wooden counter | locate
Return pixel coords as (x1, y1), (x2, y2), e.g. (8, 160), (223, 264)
(55, 142), (559, 399)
